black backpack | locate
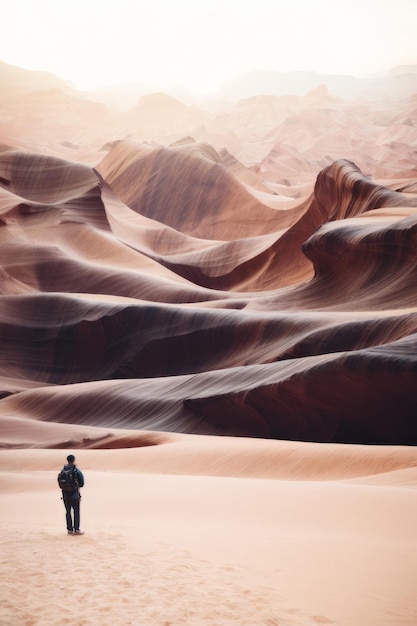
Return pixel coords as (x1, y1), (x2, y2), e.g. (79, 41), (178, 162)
(58, 466), (79, 493)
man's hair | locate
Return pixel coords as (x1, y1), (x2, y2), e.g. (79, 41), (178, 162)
(67, 454), (75, 463)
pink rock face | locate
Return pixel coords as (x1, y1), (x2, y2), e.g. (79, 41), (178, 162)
(0, 63), (416, 446)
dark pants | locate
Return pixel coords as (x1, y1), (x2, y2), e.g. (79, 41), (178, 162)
(63, 491), (81, 532)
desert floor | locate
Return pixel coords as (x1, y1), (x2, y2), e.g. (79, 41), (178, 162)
(1, 436), (416, 626)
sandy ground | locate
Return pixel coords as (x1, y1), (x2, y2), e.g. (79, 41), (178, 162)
(1, 437), (416, 626)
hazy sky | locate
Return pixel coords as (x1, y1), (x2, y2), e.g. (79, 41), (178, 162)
(2, 0), (417, 95)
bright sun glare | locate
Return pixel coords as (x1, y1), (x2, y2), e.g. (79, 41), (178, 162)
(2, 0), (417, 95)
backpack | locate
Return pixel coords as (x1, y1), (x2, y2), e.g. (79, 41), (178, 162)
(58, 466), (79, 493)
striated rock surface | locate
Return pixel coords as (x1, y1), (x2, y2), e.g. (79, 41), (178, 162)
(0, 65), (417, 446)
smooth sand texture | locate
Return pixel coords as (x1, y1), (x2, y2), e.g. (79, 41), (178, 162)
(1, 440), (417, 626)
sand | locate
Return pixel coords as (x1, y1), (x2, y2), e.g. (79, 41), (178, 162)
(1, 439), (417, 626)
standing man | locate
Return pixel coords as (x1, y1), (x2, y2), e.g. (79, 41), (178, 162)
(58, 454), (85, 535)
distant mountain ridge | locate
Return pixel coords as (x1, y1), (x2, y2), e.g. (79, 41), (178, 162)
(1, 60), (417, 109)
(216, 67), (417, 102)
(0, 60), (72, 93)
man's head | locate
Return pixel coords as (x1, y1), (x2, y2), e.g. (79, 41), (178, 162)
(67, 454), (75, 464)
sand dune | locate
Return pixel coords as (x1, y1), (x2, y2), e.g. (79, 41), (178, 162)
(0, 62), (417, 625)
(1, 443), (417, 626)
(1, 142), (416, 444)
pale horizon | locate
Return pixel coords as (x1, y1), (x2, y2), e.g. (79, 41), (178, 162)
(3, 0), (417, 96)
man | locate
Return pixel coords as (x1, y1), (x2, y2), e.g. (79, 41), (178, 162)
(58, 454), (85, 535)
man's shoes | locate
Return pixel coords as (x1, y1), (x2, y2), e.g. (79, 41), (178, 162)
(67, 530), (74, 535)
(74, 530), (85, 535)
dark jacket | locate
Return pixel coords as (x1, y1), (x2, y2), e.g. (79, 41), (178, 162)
(58, 464), (85, 492)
